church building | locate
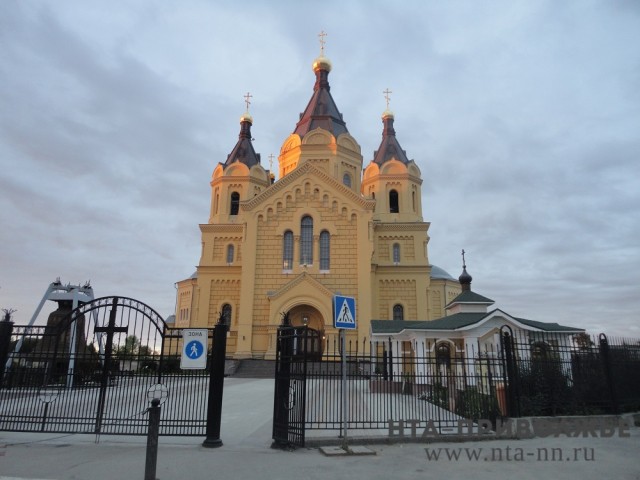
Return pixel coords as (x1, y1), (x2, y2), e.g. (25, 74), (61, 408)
(175, 47), (462, 359)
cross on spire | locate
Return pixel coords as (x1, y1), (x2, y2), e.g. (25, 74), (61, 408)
(318, 30), (327, 56)
(383, 88), (392, 109)
(243, 92), (253, 112)
(268, 153), (274, 170)
(461, 249), (467, 268)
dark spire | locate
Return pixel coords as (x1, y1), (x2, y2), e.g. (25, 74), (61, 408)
(459, 249), (473, 291)
(224, 112), (261, 168)
(372, 110), (411, 165)
(293, 55), (349, 139)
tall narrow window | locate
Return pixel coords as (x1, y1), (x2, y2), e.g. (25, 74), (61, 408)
(320, 230), (330, 270)
(393, 243), (400, 264)
(221, 304), (232, 326)
(389, 190), (399, 213)
(412, 191), (416, 212)
(342, 173), (352, 188)
(393, 304), (404, 321)
(226, 244), (234, 264)
(283, 230), (293, 270)
(300, 216), (313, 265)
(230, 191), (240, 215)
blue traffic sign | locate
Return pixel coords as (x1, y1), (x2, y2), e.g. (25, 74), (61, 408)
(185, 340), (204, 359)
(181, 329), (208, 369)
(334, 295), (356, 329)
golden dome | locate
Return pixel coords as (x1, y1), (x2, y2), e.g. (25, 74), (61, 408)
(382, 109), (394, 119)
(312, 55), (332, 72)
(240, 112), (253, 124)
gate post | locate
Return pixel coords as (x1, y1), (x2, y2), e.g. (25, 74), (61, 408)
(599, 333), (619, 414)
(501, 328), (520, 417)
(272, 312), (293, 449)
(0, 310), (15, 388)
(144, 398), (161, 480)
(202, 318), (228, 448)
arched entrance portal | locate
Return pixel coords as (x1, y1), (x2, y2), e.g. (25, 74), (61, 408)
(286, 304), (325, 358)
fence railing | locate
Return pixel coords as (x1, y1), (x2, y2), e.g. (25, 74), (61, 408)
(1, 323), (215, 435)
(281, 328), (640, 432)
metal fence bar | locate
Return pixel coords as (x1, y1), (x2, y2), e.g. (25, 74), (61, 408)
(292, 330), (640, 431)
(0, 304), (215, 436)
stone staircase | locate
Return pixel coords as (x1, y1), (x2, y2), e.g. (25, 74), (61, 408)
(232, 359), (276, 379)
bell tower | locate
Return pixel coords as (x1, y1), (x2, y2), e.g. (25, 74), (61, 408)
(364, 91), (431, 321)
(362, 90), (424, 222)
(209, 95), (271, 224)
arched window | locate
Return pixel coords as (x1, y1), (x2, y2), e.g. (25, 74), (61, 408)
(283, 230), (293, 270)
(221, 304), (232, 326)
(230, 191), (240, 215)
(531, 341), (552, 360)
(300, 216), (313, 265)
(412, 191), (416, 212)
(389, 189), (399, 213)
(342, 173), (352, 188)
(320, 230), (330, 270)
(393, 243), (400, 264)
(393, 304), (404, 321)
(226, 244), (234, 264)
(436, 343), (451, 369)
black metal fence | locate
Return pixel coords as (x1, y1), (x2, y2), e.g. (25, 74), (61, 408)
(0, 297), (214, 436)
(273, 326), (640, 445)
(298, 333), (506, 433)
(505, 330), (640, 416)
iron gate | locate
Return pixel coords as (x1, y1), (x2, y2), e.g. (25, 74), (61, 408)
(272, 325), (309, 448)
(0, 296), (212, 436)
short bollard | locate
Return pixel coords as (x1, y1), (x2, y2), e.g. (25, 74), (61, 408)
(144, 398), (161, 480)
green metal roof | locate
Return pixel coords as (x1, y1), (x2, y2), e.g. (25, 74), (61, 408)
(371, 313), (487, 334)
(513, 317), (583, 332)
(370, 309), (584, 334)
(446, 289), (495, 307)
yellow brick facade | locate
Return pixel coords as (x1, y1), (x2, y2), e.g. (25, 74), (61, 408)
(175, 55), (460, 359)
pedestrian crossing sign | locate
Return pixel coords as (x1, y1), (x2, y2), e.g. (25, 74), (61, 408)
(333, 295), (356, 330)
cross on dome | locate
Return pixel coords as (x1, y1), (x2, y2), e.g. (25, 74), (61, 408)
(244, 92), (253, 112)
(383, 88), (392, 109)
(318, 30), (327, 55)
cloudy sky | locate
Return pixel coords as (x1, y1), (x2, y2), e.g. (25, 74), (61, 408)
(1, 0), (639, 336)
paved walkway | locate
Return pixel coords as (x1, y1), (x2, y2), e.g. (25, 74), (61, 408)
(1, 378), (638, 480)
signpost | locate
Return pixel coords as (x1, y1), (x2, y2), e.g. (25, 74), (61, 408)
(180, 329), (208, 370)
(333, 295), (356, 451)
